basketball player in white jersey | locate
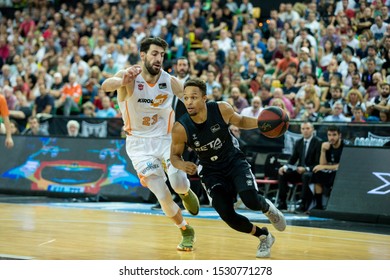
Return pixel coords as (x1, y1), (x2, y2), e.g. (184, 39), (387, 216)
(101, 37), (199, 251)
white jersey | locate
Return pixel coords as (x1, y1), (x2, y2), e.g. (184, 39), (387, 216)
(119, 70), (175, 138)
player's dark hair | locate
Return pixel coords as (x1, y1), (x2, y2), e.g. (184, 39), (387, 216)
(184, 78), (206, 96)
(140, 37), (168, 53)
(327, 125), (341, 134)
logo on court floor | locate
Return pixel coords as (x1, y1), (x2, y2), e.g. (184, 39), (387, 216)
(368, 172), (390, 195)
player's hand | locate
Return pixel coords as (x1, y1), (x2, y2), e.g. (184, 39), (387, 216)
(5, 137), (14, 149)
(297, 166), (306, 174)
(278, 167), (285, 175)
(122, 65), (142, 86)
(313, 165), (324, 173)
(182, 161), (198, 175)
(322, 142), (331, 151)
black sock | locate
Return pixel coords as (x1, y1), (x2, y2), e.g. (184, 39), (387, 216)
(253, 226), (269, 237)
(315, 194), (323, 209)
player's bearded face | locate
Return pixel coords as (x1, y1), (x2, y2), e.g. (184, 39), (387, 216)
(144, 56), (161, 76)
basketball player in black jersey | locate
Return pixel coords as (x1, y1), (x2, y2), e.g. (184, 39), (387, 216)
(312, 125), (344, 210)
(170, 78), (286, 258)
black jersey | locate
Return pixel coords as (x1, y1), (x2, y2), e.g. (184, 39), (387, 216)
(325, 140), (344, 165)
(178, 102), (245, 169)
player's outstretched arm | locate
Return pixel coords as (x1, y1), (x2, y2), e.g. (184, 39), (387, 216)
(218, 101), (258, 130)
(170, 122), (197, 175)
(101, 65), (142, 93)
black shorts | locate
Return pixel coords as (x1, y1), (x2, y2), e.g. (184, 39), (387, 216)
(311, 170), (336, 196)
(198, 157), (257, 200)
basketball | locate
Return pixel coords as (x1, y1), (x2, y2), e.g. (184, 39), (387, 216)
(258, 106), (289, 138)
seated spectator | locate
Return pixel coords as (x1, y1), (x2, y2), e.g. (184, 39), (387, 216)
(66, 120), (80, 137)
(342, 62), (358, 89)
(269, 87), (295, 118)
(366, 81), (390, 119)
(59, 73), (82, 116)
(82, 66), (102, 104)
(323, 101), (351, 122)
(9, 91), (32, 132)
(343, 89), (366, 117)
(351, 106), (366, 123)
(205, 70), (221, 96)
(348, 72), (367, 98)
(33, 83), (55, 116)
(317, 39), (335, 71)
(3, 85), (17, 110)
(319, 86), (346, 117)
(370, 15), (388, 41)
(240, 96), (263, 118)
(360, 45), (384, 73)
(81, 101), (96, 118)
(295, 85), (321, 118)
(312, 126), (344, 210)
(282, 73), (299, 104)
(21, 116), (49, 136)
(227, 86), (249, 114)
(272, 47), (299, 81)
(96, 96), (117, 118)
(277, 122), (322, 212)
(101, 57), (119, 79)
(295, 100), (322, 122)
(318, 58), (341, 89)
(380, 109), (390, 122)
(9, 119), (20, 135)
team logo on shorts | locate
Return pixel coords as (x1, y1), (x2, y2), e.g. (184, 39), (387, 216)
(138, 84), (144, 90)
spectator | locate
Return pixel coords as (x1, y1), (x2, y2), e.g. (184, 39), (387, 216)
(323, 101), (351, 122)
(344, 89), (366, 117)
(351, 105), (366, 123)
(371, 15), (388, 41)
(9, 91), (32, 132)
(81, 101), (96, 118)
(273, 48), (299, 81)
(21, 116), (49, 136)
(60, 73), (82, 116)
(33, 83), (55, 116)
(96, 96), (117, 118)
(66, 120), (80, 137)
(366, 81), (390, 119)
(295, 100), (322, 122)
(270, 87), (295, 118)
(227, 86), (249, 114)
(240, 96), (263, 118)
(9, 119), (20, 135)
(318, 39), (335, 71)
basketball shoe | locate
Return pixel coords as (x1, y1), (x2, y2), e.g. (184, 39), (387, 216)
(256, 231), (275, 258)
(177, 224), (195, 251)
(264, 199), (286, 231)
(179, 189), (200, 215)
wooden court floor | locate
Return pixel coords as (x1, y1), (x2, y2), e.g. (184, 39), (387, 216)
(0, 203), (389, 260)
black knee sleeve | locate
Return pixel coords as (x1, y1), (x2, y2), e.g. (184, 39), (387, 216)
(239, 189), (267, 211)
(211, 186), (253, 234)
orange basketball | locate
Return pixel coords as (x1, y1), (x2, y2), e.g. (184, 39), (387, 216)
(258, 106), (289, 138)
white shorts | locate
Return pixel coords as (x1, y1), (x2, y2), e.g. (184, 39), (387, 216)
(125, 135), (180, 185)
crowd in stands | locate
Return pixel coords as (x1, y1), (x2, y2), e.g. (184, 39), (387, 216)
(1, 0), (390, 137)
